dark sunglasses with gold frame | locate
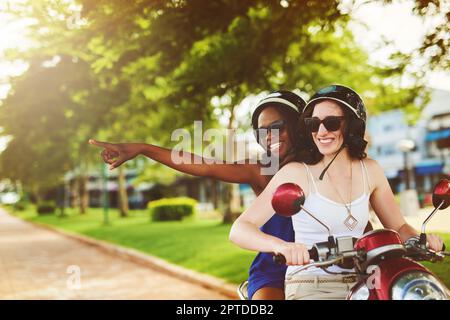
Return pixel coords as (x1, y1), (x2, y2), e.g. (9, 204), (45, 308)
(304, 116), (344, 133)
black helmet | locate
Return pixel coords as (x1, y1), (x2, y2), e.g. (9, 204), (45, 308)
(251, 90), (306, 129)
(303, 84), (366, 141)
(303, 84), (366, 122)
(301, 85), (368, 177)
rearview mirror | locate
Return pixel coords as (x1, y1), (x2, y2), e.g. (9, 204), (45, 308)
(271, 183), (305, 217)
(432, 179), (450, 210)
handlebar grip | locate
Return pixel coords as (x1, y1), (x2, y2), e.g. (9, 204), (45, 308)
(273, 254), (286, 265)
(273, 247), (318, 265)
(309, 247), (318, 261)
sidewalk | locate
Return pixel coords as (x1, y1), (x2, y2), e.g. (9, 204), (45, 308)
(371, 206), (450, 233)
(0, 209), (231, 299)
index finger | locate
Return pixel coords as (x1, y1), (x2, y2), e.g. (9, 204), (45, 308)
(89, 139), (112, 149)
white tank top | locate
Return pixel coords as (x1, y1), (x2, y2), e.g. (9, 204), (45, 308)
(286, 160), (371, 277)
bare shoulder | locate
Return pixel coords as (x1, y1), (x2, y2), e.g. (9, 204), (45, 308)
(271, 161), (307, 185)
(278, 161), (305, 175)
(362, 157), (384, 173)
(362, 157), (387, 186)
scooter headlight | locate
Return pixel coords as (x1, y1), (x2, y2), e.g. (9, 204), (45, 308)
(348, 284), (370, 300)
(391, 272), (449, 300)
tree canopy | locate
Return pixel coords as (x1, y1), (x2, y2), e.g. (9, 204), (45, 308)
(0, 0), (445, 196)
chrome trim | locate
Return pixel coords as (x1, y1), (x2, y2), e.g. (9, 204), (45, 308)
(391, 271), (449, 300)
(347, 283), (370, 300)
(314, 243), (330, 261)
(237, 281), (249, 300)
(336, 236), (355, 253)
(421, 201), (444, 234)
(366, 244), (406, 263)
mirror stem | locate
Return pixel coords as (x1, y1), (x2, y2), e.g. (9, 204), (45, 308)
(300, 205), (331, 236)
(421, 200), (444, 234)
(419, 200), (444, 247)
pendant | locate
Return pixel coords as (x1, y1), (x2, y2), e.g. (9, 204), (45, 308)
(344, 214), (358, 231)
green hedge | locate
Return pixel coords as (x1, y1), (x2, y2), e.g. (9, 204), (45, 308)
(37, 201), (56, 215)
(148, 197), (197, 221)
(13, 200), (28, 211)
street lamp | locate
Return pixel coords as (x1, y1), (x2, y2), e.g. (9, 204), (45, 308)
(397, 138), (415, 190)
(396, 138), (419, 216)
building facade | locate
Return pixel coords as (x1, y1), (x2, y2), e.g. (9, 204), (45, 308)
(366, 89), (450, 204)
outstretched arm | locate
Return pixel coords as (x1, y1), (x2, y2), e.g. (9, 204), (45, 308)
(89, 139), (262, 187)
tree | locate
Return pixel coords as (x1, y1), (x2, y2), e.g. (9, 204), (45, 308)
(1, 0), (436, 221)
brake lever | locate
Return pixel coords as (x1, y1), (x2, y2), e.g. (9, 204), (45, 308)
(407, 245), (445, 262)
(286, 256), (345, 278)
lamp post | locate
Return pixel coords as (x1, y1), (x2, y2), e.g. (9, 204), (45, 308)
(396, 138), (419, 216)
(397, 138), (415, 190)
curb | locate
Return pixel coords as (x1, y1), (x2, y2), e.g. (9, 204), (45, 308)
(22, 218), (239, 300)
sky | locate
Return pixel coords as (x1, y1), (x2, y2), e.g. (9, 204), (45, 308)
(349, 0), (450, 91)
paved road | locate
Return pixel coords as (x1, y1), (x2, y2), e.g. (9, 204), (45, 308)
(371, 206), (450, 233)
(0, 209), (230, 300)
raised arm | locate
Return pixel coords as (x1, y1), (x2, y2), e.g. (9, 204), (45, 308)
(89, 139), (262, 187)
(366, 159), (443, 251)
(229, 162), (311, 265)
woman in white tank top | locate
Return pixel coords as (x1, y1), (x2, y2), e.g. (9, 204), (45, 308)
(229, 85), (444, 300)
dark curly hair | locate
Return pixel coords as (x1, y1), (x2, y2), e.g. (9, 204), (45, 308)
(295, 100), (368, 165)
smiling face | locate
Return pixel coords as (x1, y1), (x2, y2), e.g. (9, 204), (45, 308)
(310, 100), (346, 156)
(257, 106), (292, 159)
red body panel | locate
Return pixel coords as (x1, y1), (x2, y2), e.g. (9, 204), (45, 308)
(376, 257), (432, 300)
(355, 229), (403, 252)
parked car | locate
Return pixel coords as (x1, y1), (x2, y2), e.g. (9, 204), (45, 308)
(0, 192), (20, 205)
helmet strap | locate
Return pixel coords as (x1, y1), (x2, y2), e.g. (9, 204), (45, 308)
(319, 144), (347, 181)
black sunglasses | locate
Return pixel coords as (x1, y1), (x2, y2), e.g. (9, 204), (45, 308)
(304, 116), (344, 132)
(254, 120), (286, 142)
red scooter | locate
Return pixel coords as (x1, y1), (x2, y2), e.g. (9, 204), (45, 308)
(270, 179), (450, 300)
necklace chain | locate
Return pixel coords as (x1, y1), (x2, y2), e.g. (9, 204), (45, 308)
(324, 160), (358, 230)
(325, 161), (352, 212)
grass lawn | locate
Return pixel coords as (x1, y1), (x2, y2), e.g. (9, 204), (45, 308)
(5, 205), (450, 288)
(422, 233), (450, 288)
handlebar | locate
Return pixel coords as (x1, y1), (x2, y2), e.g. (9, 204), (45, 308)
(273, 247), (318, 265)
(405, 240), (448, 263)
(274, 238), (447, 267)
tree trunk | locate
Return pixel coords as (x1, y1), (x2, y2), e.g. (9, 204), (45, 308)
(79, 175), (89, 214)
(221, 97), (241, 224)
(34, 186), (43, 204)
(212, 179), (218, 209)
(118, 166), (129, 217)
(221, 183), (234, 224)
(71, 178), (79, 208)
